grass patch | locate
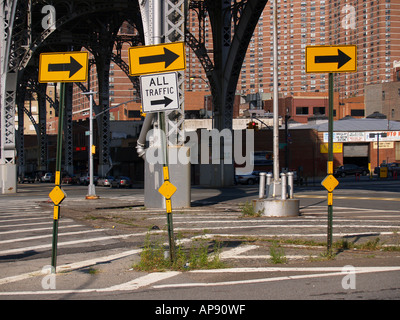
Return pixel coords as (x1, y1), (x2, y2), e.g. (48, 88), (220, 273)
(87, 267), (100, 275)
(359, 237), (381, 250)
(239, 201), (262, 217)
(268, 241), (287, 264)
(334, 238), (353, 251)
(134, 232), (226, 272)
(383, 245), (400, 252)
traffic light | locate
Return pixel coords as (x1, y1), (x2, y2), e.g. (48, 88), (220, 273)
(253, 122), (259, 131)
(247, 122), (254, 129)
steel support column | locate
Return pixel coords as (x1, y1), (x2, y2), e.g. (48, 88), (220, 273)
(164, 0), (186, 147)
(37, 83), (48, 172)
(0, 0), (18, 193)
(64, 83), (73, 175)
(16, 87), (25, 178)
(188, 0), (268, 186)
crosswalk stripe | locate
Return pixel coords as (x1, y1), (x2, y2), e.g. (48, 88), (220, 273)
(0, 220), (75, 229)
(0, 216), (50, 223)
(0, 228), (106, 245)
(0, 224), (83, 235)
(0, 230), (163, 256)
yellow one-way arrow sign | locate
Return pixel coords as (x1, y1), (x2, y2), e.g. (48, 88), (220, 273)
(306, 45), (357, 73)
(129, 42), (186, 76)
(39, 51), (89, 83)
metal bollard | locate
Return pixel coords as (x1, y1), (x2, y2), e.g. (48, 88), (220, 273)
(287, 172), (294, 199)
(266, 173), (273, 198)
(281, 173), (287, 200)
(259, 172), (266, 199)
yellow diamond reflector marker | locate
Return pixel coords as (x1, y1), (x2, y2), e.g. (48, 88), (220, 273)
(321, 175), (339, 192)
(49, 186), (66, 206)
(158, 181), (177, 199)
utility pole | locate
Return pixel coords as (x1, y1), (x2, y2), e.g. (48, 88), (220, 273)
(272, 0), (280, 195)
(154, 0), (175, 262)
(82, 91), (98, 200)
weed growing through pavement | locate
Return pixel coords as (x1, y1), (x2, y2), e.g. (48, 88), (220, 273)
(240, 201), (262, 217)
(268, 241), (288, 264)
(134, 231), (225, 272)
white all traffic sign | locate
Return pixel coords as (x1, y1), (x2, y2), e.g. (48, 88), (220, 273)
(140, 72), (179, 113)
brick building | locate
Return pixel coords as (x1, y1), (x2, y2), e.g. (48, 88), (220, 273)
(241, 118), (400, 179)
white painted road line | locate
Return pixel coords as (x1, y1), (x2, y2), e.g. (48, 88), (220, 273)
(217, 244), (318, 261)
(101, 272), (180, 292)
(0, 230), (163, 256)
(0, 224), (83, 235)
(175, 224), (400, 231)
(191, 232), (397, 238)
(174, 221), (400, 229)
(0, 219), (75, 229)
(0, 248), (143, 286)
(153, 266), (400, 290)
(4, 266), (400, 296)
(0, 216), (49, 223)
(218, 245), (258, 259)
(0, 228), (106, 245)
(0, 271), (179, 296)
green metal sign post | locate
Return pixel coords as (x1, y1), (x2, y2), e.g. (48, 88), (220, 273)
(51, 82), (66, 272)
(327, 73), (334, 254)
(39, 51), (88, 273)
(306, 45), (357, 255)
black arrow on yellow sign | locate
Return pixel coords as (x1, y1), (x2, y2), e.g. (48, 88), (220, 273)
(48, 56), (83, 78)
(139, 48), (180, 68)
(315, 49), (352, 69)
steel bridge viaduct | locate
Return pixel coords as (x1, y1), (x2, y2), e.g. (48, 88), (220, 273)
(0, 0), (268, 194)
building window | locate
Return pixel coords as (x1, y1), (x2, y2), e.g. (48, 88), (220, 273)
(296, 107), (309, 115)
(313, 107), (325, 115)
(351, 109), (365, 117)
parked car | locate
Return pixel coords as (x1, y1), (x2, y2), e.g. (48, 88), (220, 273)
(41, 172), (55, 183)
(235, 171), (260, 185)
(333, 164), (369, 178)
(374, 162), (400, 177)
(79, 174), (98, 185)
(18, 173), (35, 184)
(62, 174), (78, 184)
(97, 176), (115, 187)
(110, 176), (132, 188)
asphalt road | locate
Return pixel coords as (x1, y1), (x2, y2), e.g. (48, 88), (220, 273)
(0, 177), (399, 302)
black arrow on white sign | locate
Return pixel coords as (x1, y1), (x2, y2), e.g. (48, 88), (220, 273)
(314, 49), (352, 69)
(139, 48), (180, 69)
(48, 56), (83, 78)
(151, 96), (173, 108)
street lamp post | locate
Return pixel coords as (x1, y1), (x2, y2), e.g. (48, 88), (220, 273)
(272, 0), (280, 195)
(81, 91), (98, 200)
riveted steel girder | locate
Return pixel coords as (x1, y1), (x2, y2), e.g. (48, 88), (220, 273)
(187, 0), (269, 131)
(2, 0), (268, 191)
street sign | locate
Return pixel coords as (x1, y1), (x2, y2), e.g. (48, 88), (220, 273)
(39, 52), (88, 83)
(321, 174), (339, 192)
(158, 181), (177, 200)
(129, 42), (186, 76)
(49, 186), (66, 206)
(320, 143), (343, 154)
(140, 72), (180, 113)
(306, 45), (357, 73)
